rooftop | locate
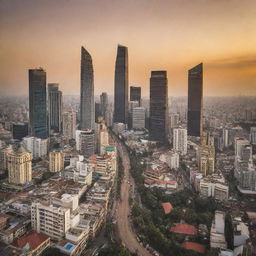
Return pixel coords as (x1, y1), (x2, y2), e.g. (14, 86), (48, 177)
(11, 231), (49, 250)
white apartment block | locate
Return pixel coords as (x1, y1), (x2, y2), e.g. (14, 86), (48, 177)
(173, 128), (187, 155)
(159, 150), (179, 169)
(31, 202), (71, 240)
(22, 136), (48, 158)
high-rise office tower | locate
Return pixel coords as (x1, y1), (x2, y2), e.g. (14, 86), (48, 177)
(95, 103), (101, 123)
(173, 128), (187, 155)
(80, 47), (94, 130)
(187, 63), (203, 137)
(130, 86), (141, 105)
(149, 71), (168, 142)
(114, 45), (128, 124)
(100, 92), (108, 121)
(8, 146), (32, 185)
(29, 68), (48, 139)
(48, 83), (62, 134)
(63, 110), (76, 140)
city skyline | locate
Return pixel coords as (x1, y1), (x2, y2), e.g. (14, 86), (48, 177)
(1, 0), (256, 97)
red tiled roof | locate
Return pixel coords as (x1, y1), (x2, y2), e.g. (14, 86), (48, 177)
(11, 231), (49, 250)
(170, 223), (197, 235)
(183, 242), (206, 254)
(161, 202), (173, 214)
(145, 179), (155, 185)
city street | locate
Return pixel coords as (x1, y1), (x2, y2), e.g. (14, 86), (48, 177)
(115, 140), (151, 256)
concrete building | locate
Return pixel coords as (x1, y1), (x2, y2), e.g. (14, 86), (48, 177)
(132, 107), (145, 129)
(8, 146), (32, 185)
(22, 136), (48, 159)
(80, 47), (95, 130)
(170, 113), (179, 129)
(100, 92), (109, 122)
(99, 129), (109, 155)
(76, 130), (95, 158)
(149, 71), (168, 143)
(187, 63), (203, 137)
(210, 211), (227, 249)
(234, 160), (256, 193)
(159, 150), (179, 169)
(235, 138), (251, 161)
(48, 83), (63, 134)
(63, 110), (77, 140)
(113, 122), (126, 134)
(250, 127), (256, 145)
(49, 151), (64, 172)
(173, 128), (187, 155)
(199, 174), (229, 201)
(0, 145), (13, 172)
(29, 68), (48, 139)
(114, 45), (128, 124)
(31, 202), (71, 240)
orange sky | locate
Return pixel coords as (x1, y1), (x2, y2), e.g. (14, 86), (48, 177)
(0, 0), (256, 97)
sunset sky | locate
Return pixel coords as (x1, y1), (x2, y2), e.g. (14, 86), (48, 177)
(0, 0), (256, 97)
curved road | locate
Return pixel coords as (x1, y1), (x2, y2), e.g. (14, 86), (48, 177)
(115, 139), (151, 256)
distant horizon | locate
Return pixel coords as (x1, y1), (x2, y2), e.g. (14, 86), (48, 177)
(1, 0), (256, 97)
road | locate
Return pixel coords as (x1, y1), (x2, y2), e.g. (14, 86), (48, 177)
(114, 139), (151, 256)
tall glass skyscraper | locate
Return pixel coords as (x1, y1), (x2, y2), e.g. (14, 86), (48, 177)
(130, 86), (141, 106)
(187, 63), (203, 137)
(114, 45), (128, 124)
(80, 46), (95, 130)
(149, 71), (168, 142)
(48, 83), (62, 133)
(29, 68), (48, 139)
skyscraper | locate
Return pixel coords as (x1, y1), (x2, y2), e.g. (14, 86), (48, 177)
(80, 46), (94, 130)
(29, 68), (48, 139)
(48, 83), (62, 133)
(187, 63), (203, 137)
(63, 110), (76, 140)
(149, 71), (168, 142)
(100, 92), (108, 121)
(114, 45), (128, 124)
(173, 128), (187, 155)
(130, 86), (141, 105)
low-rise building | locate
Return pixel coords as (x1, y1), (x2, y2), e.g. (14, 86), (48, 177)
(210, 211), (227, 249)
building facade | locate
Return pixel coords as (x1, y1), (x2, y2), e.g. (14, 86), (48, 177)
(49, 151), (64, 172)
(130, 86), (141, 105)
(48, 83), (63, 134)
(149, 71), (168, 142)
(29, 68), (48, 139)
(173, 128), (187, 155)
(114, 45), (128, 124)
(187, 63), (203, 137)
(31, 202), (71, 240)
(63, 111), (77, 140)
(8, 146), (32, 185)
(132, 107), (146, 129)
(80, 47), (95, 130)
(22, 136), (48, 159)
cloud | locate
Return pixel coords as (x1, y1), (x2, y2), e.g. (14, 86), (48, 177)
(207, 55), (256, 69)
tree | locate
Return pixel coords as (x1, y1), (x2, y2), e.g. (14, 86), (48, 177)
(225, 212), (234, 250)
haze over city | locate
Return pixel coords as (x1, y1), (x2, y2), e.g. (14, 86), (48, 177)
(1, 0), (256, 97)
